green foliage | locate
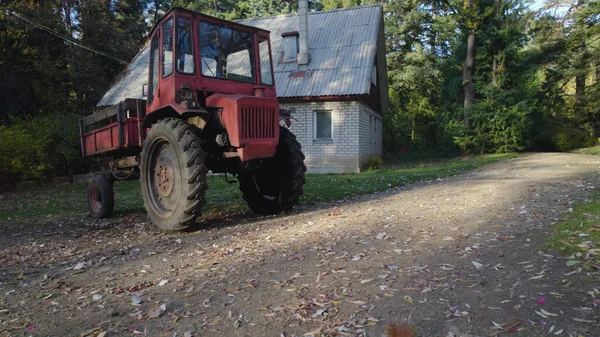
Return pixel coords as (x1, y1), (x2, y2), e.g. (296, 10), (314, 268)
(363, 156), (383, 171)
(0, 121), (50, 191)
(552, 127), (595, 152)
(0, 112), (80, 190)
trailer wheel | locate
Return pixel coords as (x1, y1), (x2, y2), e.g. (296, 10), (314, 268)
(87, 174), (114, 218)
(239, 127), (306, 215)
(140, 118), (207, 231)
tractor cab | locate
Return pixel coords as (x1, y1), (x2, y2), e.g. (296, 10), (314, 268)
(145, 8), (280, 162)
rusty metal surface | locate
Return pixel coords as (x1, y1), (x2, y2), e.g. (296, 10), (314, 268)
(97, 5), (381, 106)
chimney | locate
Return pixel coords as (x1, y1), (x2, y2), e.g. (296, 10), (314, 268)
(297, 0), (310, 65)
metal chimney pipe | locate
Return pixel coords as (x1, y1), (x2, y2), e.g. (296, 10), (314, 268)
(297, 0), (310, 65)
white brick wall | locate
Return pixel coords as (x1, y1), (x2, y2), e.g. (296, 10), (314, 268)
(358, 103), (383, 167)
(280, 100), (382, 174)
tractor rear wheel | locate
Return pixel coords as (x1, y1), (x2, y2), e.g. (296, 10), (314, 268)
(140, 118), (207, 231)
(239, 127), (306, 215)
(87, 174), (114, 218)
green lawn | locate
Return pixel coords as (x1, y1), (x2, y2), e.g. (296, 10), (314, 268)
(0, 153), (518, 222)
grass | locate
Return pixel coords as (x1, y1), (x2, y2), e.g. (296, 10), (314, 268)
(573, 145), (600, 156)
(546, 144), (600, 268)
(545, 191), (600, 268)
(0, 153), (518, 222)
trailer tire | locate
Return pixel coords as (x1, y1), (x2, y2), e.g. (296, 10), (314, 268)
(239, 127), (306, 215)
(87, 174), (114, 219)
(140, 118), (207, 231)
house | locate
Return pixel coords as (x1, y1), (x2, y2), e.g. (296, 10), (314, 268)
(97, 4), (388, 173)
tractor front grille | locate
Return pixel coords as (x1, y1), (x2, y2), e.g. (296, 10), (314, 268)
(240, 106), (276, 140)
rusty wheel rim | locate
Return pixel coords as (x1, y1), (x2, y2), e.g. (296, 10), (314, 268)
(148, 139), (180, 216)
(88, 184), (101, 213)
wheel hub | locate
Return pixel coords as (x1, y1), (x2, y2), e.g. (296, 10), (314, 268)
(149, 142), (179, 213)
(155, 163), (174, 197)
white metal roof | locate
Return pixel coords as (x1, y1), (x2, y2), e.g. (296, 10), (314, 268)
(97, 4), (382, 106)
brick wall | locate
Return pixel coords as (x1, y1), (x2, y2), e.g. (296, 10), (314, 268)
(358, 103), (383, 167)
(280, 100), (382, 173)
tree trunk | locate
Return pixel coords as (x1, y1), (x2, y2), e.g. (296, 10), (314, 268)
(462, 30), (476, 130)
(575, 39), (586, 116)
(492, 55), (498, 87)
(596, 56), (600, 83)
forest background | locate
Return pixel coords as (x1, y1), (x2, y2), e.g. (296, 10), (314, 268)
(0, 0), (598, 189)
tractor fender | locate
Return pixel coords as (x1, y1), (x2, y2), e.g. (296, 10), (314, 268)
(142, 104), (208, 129)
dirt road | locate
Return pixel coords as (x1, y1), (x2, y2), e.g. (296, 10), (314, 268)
(1, 153), (600, 337)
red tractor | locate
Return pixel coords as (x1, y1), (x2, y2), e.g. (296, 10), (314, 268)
(80, 8), (306, 231)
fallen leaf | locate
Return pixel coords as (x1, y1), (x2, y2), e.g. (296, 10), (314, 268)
(375, 232), (387, 240)
(131, 295), (143, 305)
(471, 261), (484, 269)
(147, 304), (166, 319)
(351, 255), (362, 261)
(540, 309), (558, 317)
(440, 264), (455, 270)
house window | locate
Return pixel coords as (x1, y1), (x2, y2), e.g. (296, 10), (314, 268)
(315, 111), (332, 140)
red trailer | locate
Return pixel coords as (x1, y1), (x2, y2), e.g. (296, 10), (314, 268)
(81, 8), (305, 231)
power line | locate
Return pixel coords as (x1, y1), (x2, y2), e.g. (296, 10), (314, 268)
(6, 10), (129, 65)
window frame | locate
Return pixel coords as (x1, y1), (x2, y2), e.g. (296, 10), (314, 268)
(281, 32), (299, 63)
(175, 17), (195, 75)
(258, 37), (274, 86)
(198, 20), (257, 84)
(148, 33), (160, 106)
(314, 110), (333, 142)
(161, 16), (174, 79)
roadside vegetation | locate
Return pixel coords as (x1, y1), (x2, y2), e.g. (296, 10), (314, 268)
(546, 191), (600, 270)
(573, 145), (600, 156)
(545, 146), (600, 271)
(0, 153), (517, 223)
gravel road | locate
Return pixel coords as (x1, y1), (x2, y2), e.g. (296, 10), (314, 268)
(1, 152), (599, 337)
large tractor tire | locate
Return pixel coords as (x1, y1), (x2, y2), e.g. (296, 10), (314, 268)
(239, 127), (306, 215)
(139, 118), (207, 231)
(87, 174), (114, 218)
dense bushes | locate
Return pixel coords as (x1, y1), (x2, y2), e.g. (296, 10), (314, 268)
(0, 113), (80, 191)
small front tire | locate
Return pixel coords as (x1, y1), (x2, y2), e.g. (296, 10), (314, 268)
(87, 174), (114, 218)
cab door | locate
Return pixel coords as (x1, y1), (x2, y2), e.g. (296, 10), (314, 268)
(147, 16), (175, 113)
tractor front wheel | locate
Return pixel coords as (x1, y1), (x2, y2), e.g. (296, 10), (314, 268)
(87, 174), (114, 218)
(140, 118), (207, 231)
(239, 127), (306, 215)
